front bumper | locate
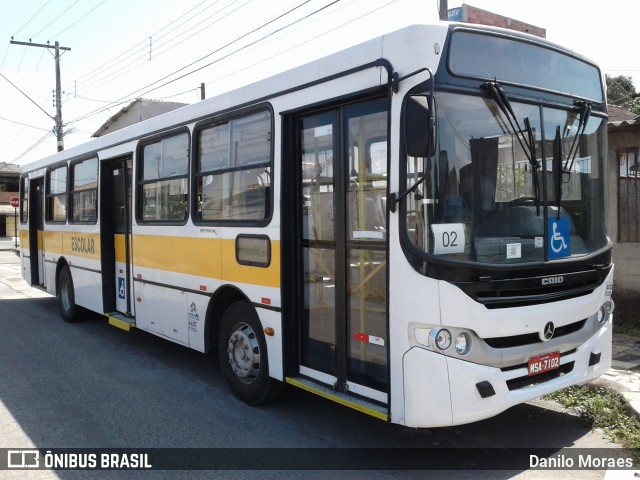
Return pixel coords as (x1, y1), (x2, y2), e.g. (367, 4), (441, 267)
(402, 319), (612, 427)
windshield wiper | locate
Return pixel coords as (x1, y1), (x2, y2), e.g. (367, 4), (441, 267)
(483, 81), (541, 215)
(553, 126), (563, 219)
(554, 101), (591, 219)
(563, 100), (592, 173)
(524, 116), (541, 216)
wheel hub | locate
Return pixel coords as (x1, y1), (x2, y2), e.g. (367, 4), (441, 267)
(227, 323), (260, 384)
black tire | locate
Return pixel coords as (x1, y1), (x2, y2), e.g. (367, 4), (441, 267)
(218, 301), (282, 405)
(58, 265), (80, 323)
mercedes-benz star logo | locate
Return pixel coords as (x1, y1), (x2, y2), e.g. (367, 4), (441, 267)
(540, 322), (555, 342)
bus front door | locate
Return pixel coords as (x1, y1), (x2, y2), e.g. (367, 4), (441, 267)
(101, 157), (133, 320)
(28, 177), (45, 286)
(290, 97), (389, 406)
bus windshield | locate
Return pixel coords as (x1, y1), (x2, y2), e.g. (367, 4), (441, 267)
(403, 91), (608, 265)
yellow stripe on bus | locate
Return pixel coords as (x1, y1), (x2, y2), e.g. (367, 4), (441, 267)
(40, 231), (101, 260)
(133, 235), (280, 288)
(115, 234), (127, 264)
(43, 230), (63, 254)
(20, 230), (29, 249)
(22, 229), (280, 288)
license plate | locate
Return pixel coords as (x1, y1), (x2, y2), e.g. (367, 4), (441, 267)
(528, 351), (560, 376)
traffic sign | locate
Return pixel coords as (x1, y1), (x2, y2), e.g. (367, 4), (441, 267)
(10, 197), (19, 208)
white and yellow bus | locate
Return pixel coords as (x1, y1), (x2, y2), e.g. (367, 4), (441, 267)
(19, 22), (614, 427)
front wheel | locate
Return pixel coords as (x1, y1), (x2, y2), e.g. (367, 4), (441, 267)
(218, 301), (282, 405)
(58, 265), (80, 322)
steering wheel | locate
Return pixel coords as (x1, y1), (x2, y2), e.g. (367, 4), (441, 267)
(508, 196), (537, 207)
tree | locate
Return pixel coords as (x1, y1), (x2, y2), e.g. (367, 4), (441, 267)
(606, 75), (640, 115)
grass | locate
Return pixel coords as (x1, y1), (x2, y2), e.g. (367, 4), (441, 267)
(546, 385), (640, 458)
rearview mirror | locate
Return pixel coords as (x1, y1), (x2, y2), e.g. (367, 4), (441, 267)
(404, 95), (435, 158)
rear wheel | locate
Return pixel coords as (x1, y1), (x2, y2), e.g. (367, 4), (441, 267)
(218, 301), (282, 405)
(58, 265), (80, 322)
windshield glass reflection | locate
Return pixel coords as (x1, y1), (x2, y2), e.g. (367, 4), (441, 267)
(403, 92), (607, 265)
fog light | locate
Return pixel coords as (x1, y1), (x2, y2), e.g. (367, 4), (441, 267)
(605, 299), (615, 315)
(596, 306), (606, 324)
(434, 329), (452, 350)
(455, 332), (471, 355)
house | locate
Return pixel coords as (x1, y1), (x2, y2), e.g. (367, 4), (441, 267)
(448, 3), (546, 38)
(0, 162), (21, 237)
(92, 98), (187, 137)
(607, 105), (640, 321)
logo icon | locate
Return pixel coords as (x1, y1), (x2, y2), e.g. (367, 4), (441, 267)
(7, 450), (40, 468)
(540, 322), (555, 342)
(118, 277), (125, 299)
(548, 217), (570, 259)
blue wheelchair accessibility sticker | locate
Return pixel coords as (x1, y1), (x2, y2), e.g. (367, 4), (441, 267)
(548, 217), (570, 259)
(118, 277), (126, 299)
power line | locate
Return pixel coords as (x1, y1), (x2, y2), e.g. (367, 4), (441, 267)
(74, 0), (248, 97)
(63, 0), (214, 92)
(12, 0), (51, 37)
(31, 0), (80, 39)
(156, 87), (201, 101)
(134, 0), (337, 98)
(48, 0), (108, 40)
(0, 72), (53, 121)
(0, 115), (51, 131)
(11, 131), (54, 164)
(69, 0), (320, 124)
(201, 0), (360, 84)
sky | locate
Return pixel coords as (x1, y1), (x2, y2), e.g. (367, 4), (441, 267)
(0, 0), (638, 167)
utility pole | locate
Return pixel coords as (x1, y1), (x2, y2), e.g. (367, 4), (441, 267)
(9, 39), (71, 152)
(438, 0), (448, 21)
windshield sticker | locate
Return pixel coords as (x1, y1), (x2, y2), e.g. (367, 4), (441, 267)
(535, 237), (544, 248)
(431, 223), (466, 254)
(506, 243), (522, 259)
(548, 217), (571, 259)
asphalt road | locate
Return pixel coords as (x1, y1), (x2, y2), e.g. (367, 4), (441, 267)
(0, 251), (631, 479)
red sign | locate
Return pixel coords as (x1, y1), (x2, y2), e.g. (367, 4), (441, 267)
(10, 197), (19, 208)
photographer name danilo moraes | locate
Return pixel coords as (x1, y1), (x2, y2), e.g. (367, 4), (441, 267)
(530, 454), (634, 469)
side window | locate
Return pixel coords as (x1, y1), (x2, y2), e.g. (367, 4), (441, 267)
(139, 132), (189, 222)
(46, 165), (67, 223)
(20, 176), (29, 223)
(196, 110), (271, 221)
(71, 157), (98, 223)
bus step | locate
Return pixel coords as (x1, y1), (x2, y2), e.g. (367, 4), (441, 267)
(285, 376), (388, 421)
(105, 312), (136, 331)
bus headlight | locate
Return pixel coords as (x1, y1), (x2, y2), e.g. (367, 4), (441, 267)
(455, 332), (471, 355)
(597, 300), (615, 324)
(434, 329), (452, 350)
